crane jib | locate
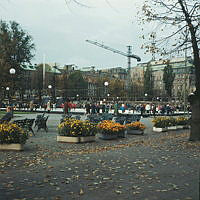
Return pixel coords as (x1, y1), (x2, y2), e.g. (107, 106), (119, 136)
(86, 39), (141, 62)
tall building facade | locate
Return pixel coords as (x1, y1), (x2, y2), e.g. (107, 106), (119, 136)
(131, 57), (195, 100)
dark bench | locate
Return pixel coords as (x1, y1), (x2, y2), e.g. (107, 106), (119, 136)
(13, 118), (35, 136)
(86, 114), (103, 123)
(113, 114), (141, 125)
(35, 115), (49, 132)
(34, 113), (45, 128)
(60, 113), (73, 123)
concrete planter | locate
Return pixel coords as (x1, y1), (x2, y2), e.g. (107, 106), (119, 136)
(183, 125), (190, 129)
(167, 126), (177, 131)
(176, 125), (184, 129)
(0, 144), (24, 151)
(98, 133), (118, 140)
(57, 136), (95, 143)
(118, 131), (126, 138)
(153, 127), (167, 132)
(126, 129), (144, 135)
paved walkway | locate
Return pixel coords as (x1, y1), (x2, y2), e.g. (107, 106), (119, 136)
(0, 113), (199, 200)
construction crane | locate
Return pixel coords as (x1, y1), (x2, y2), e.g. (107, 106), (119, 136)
(86, 39), (141, 91)
(85, 40), (141, 72)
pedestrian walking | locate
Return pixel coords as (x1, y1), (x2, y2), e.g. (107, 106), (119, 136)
(114, 102), (119, 115)
(30, 101), (34, 112)
(152, 104), (156, 117)
(63, 99), (69, 114)
(47, 101), (51, 113)
(85, 103), (91, 114)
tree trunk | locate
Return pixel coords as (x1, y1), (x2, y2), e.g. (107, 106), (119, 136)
(189, 94), (200, 141)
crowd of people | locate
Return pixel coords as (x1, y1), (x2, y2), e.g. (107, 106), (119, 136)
(62, 100), (191, 116)
(0, 99), (191, 118)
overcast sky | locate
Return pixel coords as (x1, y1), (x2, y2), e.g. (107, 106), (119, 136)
(1, 0), (152, 70)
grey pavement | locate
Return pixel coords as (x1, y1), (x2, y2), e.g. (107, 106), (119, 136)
(0, 113), (199, 200)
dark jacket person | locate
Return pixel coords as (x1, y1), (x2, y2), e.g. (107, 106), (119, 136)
(0, 106), (12, 122)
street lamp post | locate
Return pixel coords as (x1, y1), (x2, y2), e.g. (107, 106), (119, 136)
(104, 81), (109, 98)
(144, 93), (148, 101)
(6, 87), (10, 104)
(9, 68), (16, 106)
(48, 85), (52, 98)
(52, 64), (57, 104)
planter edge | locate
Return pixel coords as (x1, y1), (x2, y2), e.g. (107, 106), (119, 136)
(0, 143), (24, 151)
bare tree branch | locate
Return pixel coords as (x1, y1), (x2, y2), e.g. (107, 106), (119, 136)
(65, 0), (92, 8)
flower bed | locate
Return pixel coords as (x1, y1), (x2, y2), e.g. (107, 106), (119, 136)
(0, 122), (28, 150)
(152, 116), (190, 132)
(125, 121), (146, 135)
(176, 117), (189, 126)
(97, 120), (126, 140)
(152, 117), (170, 129)
(57, 118), (97, 143)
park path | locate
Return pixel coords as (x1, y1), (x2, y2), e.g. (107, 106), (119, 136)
(0, 112), (199, 200)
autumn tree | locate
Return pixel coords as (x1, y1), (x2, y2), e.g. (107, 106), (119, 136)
(163, 63), (175, 98)
(67, 71), (87, 98)
(141, 0), (200, 141)
(0, 20), (35, 94)
(109, 79), (126, 98)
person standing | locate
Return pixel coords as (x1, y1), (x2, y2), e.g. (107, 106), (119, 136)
(114, 102), (119, 115)
(29, 101), (34, 112)
(105, 104), (110, 113)
(91, 103), (96, 114)
(0, 106), (13, 122)
(85, 102), (90, 114)
(64, 99), (69, 114)
(140, 104), (145, 117)
(47, 101), (51, 113)
(96, 103), (100, 114)
(152, 104), (156, 117)
(101, 104), (105, 113)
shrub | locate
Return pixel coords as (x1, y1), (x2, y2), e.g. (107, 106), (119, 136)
(97, 120), (126, 135)
(153, 116), (181, 128)
(152, 117), (169, 128)
(176, 116), (189, 125)
(0, 123), (28, 144)
(58, 118), (97, 137)
(126, 121), (146, 130)
(167, 117), (177, 126)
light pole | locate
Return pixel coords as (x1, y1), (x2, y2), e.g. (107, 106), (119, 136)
(145, 93), (148, 101)
(104, 81), (109, 98)
(48, 85), (52, 98)
(76, 94), (79, 101)
(9, 68), (16, 106)
(6, 87), (10, 104)
(107, 93), (110, 101)
(52, 63), (57, 104)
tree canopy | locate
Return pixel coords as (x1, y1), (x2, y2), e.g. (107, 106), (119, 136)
(141, 0), (199, 94)
(67, 71), (87, 97)
(140, 0), (200, 141)
(163, 63), (175, 97)
(0, 20), (35, 89)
